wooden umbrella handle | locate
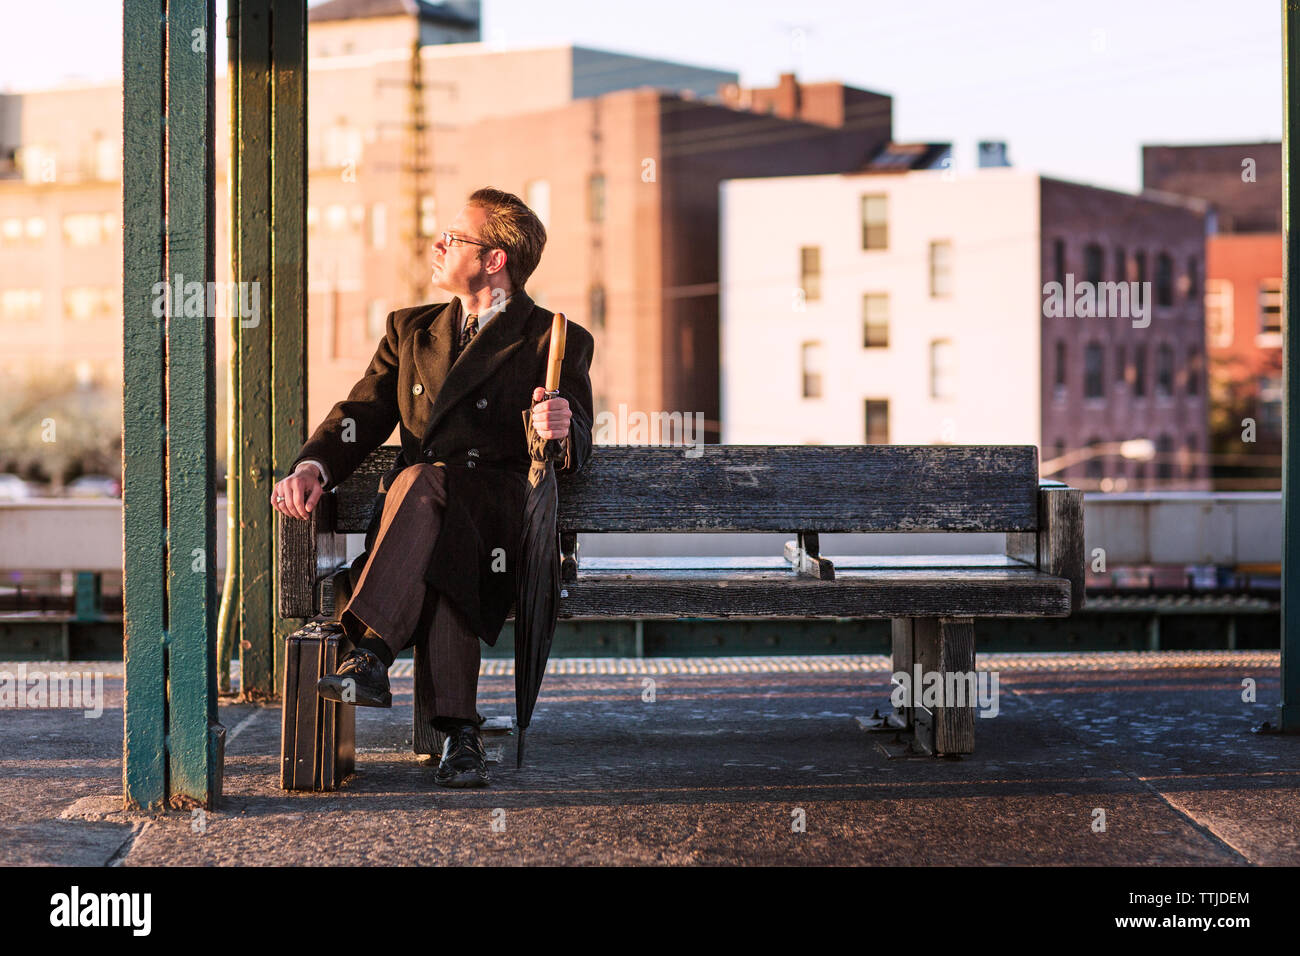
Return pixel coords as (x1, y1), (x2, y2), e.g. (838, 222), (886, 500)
(545, 313), (567, 395)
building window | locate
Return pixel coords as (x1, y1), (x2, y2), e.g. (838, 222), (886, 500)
(326, 204), (348, 232)
(1114, 344), (1127, 386)
(1054, 340), (1067, 389)
(64, 287), (113, 321)
(1084, 342), (1104, 399)
(589, 283), (606, 330)
(62, 212), (116, 246)
(1085, 437), (1104, 481)
(1186, 346), (1201, 396)
(860, 194), (887, 250)
(526, 179), (551, 228)
(801, 342), (823, 398)
(368, 203), (386, 249)
(929, 240), (953, 297)
(930, 339), (956, 399)
(588, 173), (606, 223)
(800, 246), (821, 302)
(1155, 253), (1173, 307)
(1156, 434), (1173, 480)
(1186, 255), (1199, 298)
(1054, 439), (1067, 476)
(864, 399), (889, 444)
(1206, 279), (1234, 347)
(863, 293), (888, 347)
(1134, 343), (1148, 397)
(1084, 243), (1104, 284)
(0, 289), (42, 319)
(1053, 239), (1066, 284)
(1186, 434), (1198, 479)
(1114, 247), (1126, 283)
(419, 195), (437, 237)
(1260, 375), (1283, 431)
(1134, 250), (1147, 286)
(20, 144), (55, 184)
(324, 120), (362, 168)
(366, 300), (388, 339)
(1155, 343), (1174, 397)
(1259, 278), (1283, 336)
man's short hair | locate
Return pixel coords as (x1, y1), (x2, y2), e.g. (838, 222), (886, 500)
(467, 187), (547, 291)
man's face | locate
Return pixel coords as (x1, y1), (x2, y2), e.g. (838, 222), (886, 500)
(432, 204), (496, 295)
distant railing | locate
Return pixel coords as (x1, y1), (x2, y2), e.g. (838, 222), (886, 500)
(0, 491), (1283, 574)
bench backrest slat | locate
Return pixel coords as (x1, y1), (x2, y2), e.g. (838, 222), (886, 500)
(333, 444), (1040, 534)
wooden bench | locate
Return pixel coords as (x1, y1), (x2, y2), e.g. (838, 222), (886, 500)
(278, 443), (1083, 786)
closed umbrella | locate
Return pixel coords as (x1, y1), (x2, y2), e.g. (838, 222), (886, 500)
(514, 312), (568, 768)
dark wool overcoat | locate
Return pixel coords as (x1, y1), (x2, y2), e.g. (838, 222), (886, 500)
(289, 290), (595, 647)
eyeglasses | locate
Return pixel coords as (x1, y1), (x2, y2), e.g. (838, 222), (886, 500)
(441, 230), (490, 249)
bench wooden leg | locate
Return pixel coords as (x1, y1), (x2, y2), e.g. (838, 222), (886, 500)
(890, 617), (917, 731)
(891, 616), (976, 756)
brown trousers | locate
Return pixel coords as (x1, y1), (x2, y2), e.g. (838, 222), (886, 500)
(339, 463), (480, 723)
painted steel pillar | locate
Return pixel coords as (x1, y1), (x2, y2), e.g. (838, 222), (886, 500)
(122, 0), (224, 810)
(229, 0), (309, 698)
(1282, 0), (1300, 731)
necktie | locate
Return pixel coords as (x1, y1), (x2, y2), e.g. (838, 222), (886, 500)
(456, 313), (478, 361)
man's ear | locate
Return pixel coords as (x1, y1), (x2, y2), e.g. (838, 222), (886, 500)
(486, 248), (508, 277)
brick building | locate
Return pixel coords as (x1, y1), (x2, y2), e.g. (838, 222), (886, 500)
(1143, 142), (1283, 484)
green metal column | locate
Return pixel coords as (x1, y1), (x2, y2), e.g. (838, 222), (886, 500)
(165, 0), (224, 805)
(122, 0), (168, 810)
(1283, 0), (1300, 732)
(123, 0), (223, 810)
(230, 0), (308, 698)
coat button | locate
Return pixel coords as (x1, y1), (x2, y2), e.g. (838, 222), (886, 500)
(466, 460), (476, 469)
(426, 449), (433, 458)
(412, 383), (424, 395)
(476, 398), (487, 409)
(468, 448), (479, 456)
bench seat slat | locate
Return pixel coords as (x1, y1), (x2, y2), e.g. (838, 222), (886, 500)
(332, 444), (1041, 534)
(556, 567), (1071, 619)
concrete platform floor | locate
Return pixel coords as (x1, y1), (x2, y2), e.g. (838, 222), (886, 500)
(2, 651), (1297, 866)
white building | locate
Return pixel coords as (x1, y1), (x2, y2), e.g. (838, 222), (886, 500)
(719, 164), (1210, 491)
(721, 166), (1042, 447)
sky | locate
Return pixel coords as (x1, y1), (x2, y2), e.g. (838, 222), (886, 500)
(0, 0), (1284, 192)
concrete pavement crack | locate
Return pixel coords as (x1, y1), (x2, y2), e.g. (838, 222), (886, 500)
(106, 821), (150, 867)
(1001, 676), (1254, 864)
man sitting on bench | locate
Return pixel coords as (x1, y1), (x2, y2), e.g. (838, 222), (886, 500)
(270, 187), (595, 788)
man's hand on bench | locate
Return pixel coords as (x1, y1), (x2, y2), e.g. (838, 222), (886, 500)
(272, 462), (326, 520)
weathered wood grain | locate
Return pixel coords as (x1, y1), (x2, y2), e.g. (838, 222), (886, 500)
(891, 617), (916, 730)
(1040, 485), (1086, 612)
(1007, 482), (1085, 611)
(935, 617), (976, 755)
(276, 499), (344, 618)
(332, 444), (1040, 534)
(556, 568), (1070, 619)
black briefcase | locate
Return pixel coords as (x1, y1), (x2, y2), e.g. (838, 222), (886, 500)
(280, 620), (356, 791)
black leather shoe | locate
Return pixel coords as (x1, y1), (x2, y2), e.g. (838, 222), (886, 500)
(317, 649), (391, 708)
(434, 722), (489, 788)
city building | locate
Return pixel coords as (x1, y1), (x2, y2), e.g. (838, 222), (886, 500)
(1143, 142), (1283, 484)
(1, 0), (896, 462)
(720, 162), (1210, 489)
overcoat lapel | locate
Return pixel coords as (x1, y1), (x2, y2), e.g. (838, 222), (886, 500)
(414, 291), (535, 447)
